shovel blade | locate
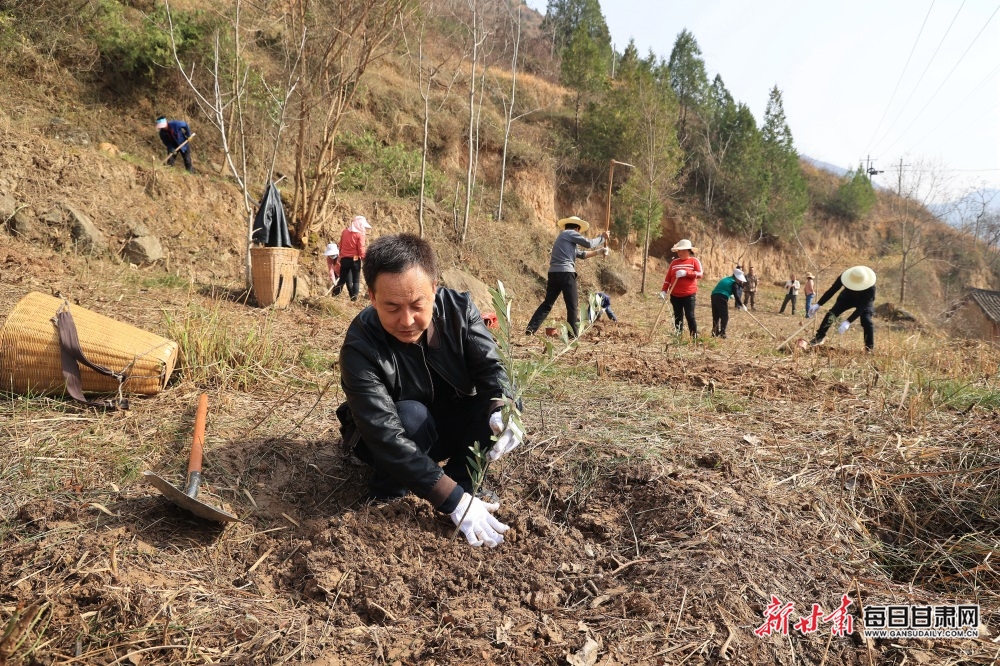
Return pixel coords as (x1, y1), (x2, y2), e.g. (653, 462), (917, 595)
(144, 471), (239, 522)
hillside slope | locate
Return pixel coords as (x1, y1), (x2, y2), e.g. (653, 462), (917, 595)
(2, 6), (1000, 666)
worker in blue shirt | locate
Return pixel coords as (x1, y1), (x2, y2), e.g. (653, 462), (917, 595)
(156, 116), (194, 173)
(587, 291), (618, 324)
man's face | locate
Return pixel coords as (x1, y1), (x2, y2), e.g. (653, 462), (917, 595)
(369, 266), (437, 344)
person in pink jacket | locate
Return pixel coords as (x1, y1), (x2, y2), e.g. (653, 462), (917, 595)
(338, 215), (372, 301)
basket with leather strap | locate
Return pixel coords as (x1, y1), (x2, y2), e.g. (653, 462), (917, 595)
(250, 246), (300, 308)
(0, 292), (178, 405)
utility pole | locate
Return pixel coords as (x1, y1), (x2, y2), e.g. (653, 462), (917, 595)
(864, 154), (883, 180)
(895, 156), (913, 305)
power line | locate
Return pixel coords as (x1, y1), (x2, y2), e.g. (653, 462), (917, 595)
(864, 0), (935, 155)
(870, 0), (966, 154)
(878, 1), (1000, 158)
(896, 59), (1000, 155)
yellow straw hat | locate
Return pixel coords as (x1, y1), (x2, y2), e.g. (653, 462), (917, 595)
(557, 216), (590, 233)
(841, 265), (876, 291)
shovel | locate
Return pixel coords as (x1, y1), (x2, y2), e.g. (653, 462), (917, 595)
(163, 133), (196, 164)
(740, 307), (777, 339)
(777, 313), (821, 351)
(144, 394), (238, 522)
(646, 279), (678, 343)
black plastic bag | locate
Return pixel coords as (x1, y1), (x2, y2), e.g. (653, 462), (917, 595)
(251, 183), (292, 247)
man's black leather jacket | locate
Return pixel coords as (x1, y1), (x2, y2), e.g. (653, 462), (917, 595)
(337, 287), (511, 509)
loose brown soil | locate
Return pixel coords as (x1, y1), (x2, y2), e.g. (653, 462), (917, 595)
(3, 30), (999, 663)
(3, 233), (998, 666)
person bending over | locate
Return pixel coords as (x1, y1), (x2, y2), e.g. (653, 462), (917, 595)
(809, 265), (876, 351)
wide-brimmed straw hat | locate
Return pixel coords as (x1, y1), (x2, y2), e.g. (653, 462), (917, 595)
(841, 265), (876, 291)
(733, 268), (747, 283)
(671, 239), (697, 253)
(557, 216), (589, 233)
(323, 242), (339, 257)
(805, 273), (815, 279)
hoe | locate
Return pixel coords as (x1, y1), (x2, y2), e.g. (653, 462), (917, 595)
(144, 393), (238, 523)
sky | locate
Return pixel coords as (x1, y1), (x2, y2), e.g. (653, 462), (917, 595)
(524, 0), (1000, 202)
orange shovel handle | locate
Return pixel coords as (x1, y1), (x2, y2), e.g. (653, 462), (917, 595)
(186, 394), (208, 490)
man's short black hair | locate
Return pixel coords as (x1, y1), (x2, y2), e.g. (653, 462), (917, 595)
(564, 223), (580, 231)
(363, 233), (438, 291)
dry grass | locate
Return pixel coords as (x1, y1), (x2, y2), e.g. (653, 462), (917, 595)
(3, 253), (1000, 664)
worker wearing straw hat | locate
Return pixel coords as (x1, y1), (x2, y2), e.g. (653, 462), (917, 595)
(803, 273), (817, 317)
(525, 216), (609, 337)
(660, 239), (703, 338)
(809, 265), (877, 351)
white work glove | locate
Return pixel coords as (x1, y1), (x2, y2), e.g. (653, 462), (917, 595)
(740, 305), (748, 312)
(675, 269), (687, 278)
(838, 321), (850, 334)
(601, 247), (610, 256)
(808, 304), (820, 316)
(449, 493), (509, 547)
(659, 291), (667, 301)
(488, 411), (525, 462)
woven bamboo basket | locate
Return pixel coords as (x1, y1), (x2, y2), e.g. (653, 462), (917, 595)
(251, 246), (300, 308)
(0, 292), (178, 396)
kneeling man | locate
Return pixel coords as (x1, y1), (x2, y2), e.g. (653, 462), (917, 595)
(337, 234), (522, 547)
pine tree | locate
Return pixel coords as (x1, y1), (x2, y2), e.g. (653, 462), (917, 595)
(544, 0), (611, 56)
(550, 0), (612, 140)
(598, 51), (682, 289)
(760, 85), (807, 240)
(666, 29), (708, 138)
(828, 164), (876, 221)
(716, 103), (769, 236)
(560, 21), (610, 139)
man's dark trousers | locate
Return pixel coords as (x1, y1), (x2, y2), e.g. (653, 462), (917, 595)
(526, 271), (579, 336)
(815, 303), (875, 350)
(355, 393), (494, 500)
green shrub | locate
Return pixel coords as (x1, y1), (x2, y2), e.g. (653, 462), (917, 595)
(827, 166), (876, 221)
(88, 0), (213, 83)
(338, 131), (444, 199)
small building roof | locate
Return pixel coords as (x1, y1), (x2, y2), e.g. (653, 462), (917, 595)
(968, 287), (1000, 324)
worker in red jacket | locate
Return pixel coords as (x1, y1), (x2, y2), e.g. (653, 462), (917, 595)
(660, 239), (703, 337)
(338, 215), (372, 301)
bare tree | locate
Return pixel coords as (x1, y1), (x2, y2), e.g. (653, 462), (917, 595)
(891, 158), (951, 304)
(495, 1), (521, 222)
(165, 0), (302, 286)
(287, 0), (414, 245)
(957, 185), (998, 246)
(698, 119), (734, 214)
(456, 0), (497, 244)
(403, 1), (462, 237)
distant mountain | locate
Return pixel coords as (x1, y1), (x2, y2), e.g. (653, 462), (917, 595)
(800, 155), (893, 191)
(929, 188), (1000, 227)
(800, 155), (850, 178)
